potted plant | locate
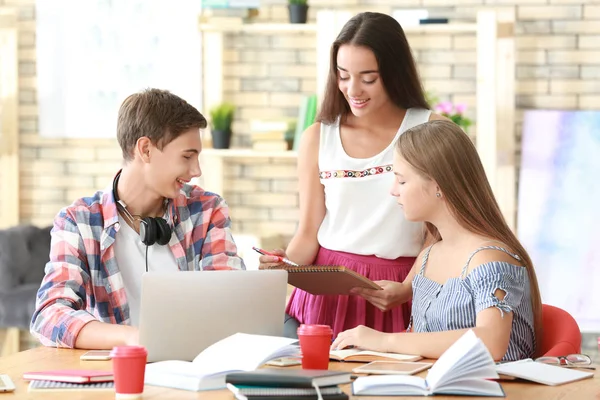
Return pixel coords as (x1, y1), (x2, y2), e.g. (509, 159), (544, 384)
(434, 101), (473, 133)
(288, 0), (308, 24)
(284, 119), (297, 150)
(209, 102), (235, 149)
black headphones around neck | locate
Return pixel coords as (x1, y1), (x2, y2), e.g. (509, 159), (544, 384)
(113, 171), (172, 246)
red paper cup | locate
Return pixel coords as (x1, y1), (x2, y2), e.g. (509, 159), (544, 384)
(110, 345), (147, 399)
(297, 324), (333, 370)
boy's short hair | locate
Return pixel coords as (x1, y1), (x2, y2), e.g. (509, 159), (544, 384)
(117, 88), (207, 161)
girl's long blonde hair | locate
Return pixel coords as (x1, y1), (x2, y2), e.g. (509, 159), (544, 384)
(396, 120), (542, 354)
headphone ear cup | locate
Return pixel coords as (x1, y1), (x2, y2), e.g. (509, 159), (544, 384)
(140, 218), (157, 246)
(155, 218), (172, 246)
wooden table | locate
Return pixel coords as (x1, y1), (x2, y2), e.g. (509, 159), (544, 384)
(0, 347), (598, 399)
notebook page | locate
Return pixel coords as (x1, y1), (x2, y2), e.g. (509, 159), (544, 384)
(425, 330), (480, 389)
(192, 333), (299, 374)
(352, 375), (427, 395)
(447, 347), (498, 380)
(330, 348), (421, 362)
(434, 378), (504, 396)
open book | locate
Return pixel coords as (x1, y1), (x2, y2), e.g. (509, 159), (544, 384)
(264, 265), (381, 295)
(330, 348), (422, 363)
(144, 333), (299, 391)
(352, 330), (504, 397)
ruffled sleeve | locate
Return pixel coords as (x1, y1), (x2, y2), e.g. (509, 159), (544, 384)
(466, 262), (527, 318)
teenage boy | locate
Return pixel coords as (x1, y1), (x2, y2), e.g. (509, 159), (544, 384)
(30, 88), (245, 349)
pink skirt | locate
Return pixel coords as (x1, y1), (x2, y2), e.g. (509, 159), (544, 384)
(286, 247), (415, 337)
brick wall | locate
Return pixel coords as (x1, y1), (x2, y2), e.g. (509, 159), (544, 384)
(222, 157), (299, 236)
(2, 0), (599, 240)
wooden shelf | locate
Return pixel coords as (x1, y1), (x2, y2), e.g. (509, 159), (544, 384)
(199, 23), (317, 33)
(198, 22), (476, 34)
(403, 23), (477, 33)
(199, 149), (298, 196)
(202, 148), (298, 158)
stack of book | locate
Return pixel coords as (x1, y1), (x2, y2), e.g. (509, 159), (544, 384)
(226, 369), (352, 400)
(249, 120), (290, 151)
(199, 0), (260, 25)
(199, 8), (259, 26)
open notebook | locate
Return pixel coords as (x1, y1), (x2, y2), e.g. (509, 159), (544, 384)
(264, 265), (381, 295)
(144, 333), (299, 392)
(352, 330), (504, 397)
(330, 348), (422, 363)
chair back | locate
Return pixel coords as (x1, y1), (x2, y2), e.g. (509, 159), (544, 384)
(540, 304), (581, 356)
(0, 225), (51, 290)
(0, 224), (51, 329)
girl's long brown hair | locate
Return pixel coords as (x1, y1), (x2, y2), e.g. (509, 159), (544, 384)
(396, 120), (542, 354)
(317, 12), (429, 124)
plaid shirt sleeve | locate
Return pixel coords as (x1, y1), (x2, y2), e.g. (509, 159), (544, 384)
(199, 196), (246, 271)
(30, 209), (97, 348)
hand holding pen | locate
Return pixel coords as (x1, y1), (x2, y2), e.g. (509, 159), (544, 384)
(253, 246), (299, 267)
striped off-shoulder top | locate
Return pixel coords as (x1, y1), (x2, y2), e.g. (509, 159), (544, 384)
(408, 245), (536, 361)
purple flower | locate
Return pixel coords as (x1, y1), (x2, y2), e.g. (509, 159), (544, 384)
(455, 103), (467, 114)
(435, 101), (453, 114)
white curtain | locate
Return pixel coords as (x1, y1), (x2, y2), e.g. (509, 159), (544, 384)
(36, 0), (203, 138)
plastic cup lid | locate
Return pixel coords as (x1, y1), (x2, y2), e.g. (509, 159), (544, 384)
(297, 324), (333, 336)
(110, 345), (148, 358)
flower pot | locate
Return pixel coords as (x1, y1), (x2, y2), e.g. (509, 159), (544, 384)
(284, 129), (295, 150)
(288, 4), (308, 24)
(211, 129), (232, 149)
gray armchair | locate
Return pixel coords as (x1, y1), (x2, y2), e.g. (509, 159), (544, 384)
(0, 224), (51, 354)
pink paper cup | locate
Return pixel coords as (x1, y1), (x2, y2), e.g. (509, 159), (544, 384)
(110, 345), (147, 399)
(297, 324), (333, 370)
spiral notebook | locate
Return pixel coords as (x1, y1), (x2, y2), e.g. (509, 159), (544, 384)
(265, 265), (381, 295)
(28, 380), (114, 392)
(227, 383), (348, 400)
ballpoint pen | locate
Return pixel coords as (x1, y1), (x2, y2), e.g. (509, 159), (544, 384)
(252, 246), (299, 267)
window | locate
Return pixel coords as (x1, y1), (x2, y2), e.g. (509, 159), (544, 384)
(36, 0), (202, 138)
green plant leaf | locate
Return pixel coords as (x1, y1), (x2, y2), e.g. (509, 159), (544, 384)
(209, 102), (235, 131)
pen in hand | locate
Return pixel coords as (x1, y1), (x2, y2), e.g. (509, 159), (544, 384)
(252, 246), (299, 267)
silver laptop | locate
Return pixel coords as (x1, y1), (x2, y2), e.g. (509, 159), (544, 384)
(138, 270), (288, 363)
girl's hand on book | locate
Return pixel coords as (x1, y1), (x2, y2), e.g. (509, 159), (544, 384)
(257, 248), (288, 269)
(331, 325), (389, 353)
(350, 280), (406, 311)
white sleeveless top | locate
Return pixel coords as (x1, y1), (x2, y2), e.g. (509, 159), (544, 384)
(317, 108), (431, 259)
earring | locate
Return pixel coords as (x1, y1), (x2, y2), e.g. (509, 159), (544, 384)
(436, 193), (441, 198)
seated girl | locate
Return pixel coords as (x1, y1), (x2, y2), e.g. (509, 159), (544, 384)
(332, 120), (542, 361)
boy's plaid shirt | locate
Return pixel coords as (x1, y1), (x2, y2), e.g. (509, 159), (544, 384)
(30, 181), (245, 348)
